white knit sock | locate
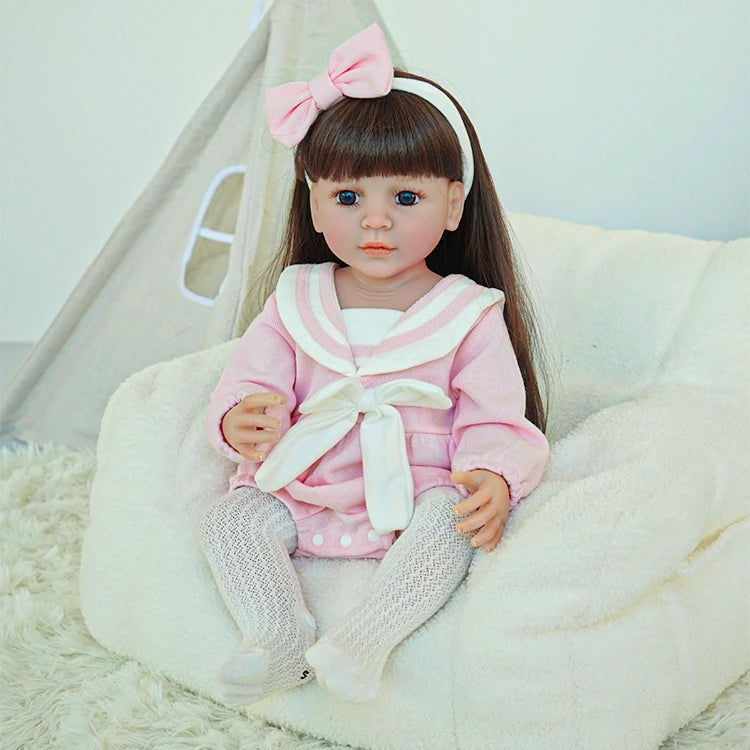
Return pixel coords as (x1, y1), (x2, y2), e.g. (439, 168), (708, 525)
(200, 487), (315, 706)
(306, 487), (473, 702)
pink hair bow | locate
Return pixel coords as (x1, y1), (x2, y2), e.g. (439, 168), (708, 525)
(265, 24), (393, 148)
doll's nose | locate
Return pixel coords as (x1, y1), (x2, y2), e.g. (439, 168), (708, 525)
(361, 210), (392, 230)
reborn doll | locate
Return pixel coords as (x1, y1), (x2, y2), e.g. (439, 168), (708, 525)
(201, 24), (549, 706)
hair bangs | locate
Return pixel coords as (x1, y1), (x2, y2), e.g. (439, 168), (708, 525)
(296, 90), (463, 183)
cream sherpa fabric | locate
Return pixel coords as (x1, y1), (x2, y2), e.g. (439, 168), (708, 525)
(2, 445), (748, 748)
(78, 213), (749, 749)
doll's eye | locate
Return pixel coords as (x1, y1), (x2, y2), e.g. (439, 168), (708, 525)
(396, 191), (420, 206)
(336, 190), (359, 206)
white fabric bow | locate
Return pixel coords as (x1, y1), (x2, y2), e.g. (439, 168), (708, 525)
(255, 377), (452, 534)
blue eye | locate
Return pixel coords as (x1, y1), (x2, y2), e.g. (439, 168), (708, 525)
(336, 190), (359, 206)
(396, 191), (420, 206)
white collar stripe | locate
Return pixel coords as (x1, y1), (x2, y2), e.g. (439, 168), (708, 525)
(380, 284), (502, 352)
(308, 264), (349, 348)
(382, 274), (475, 338)
(317, 264), (349, 341)
(358, 287), (503, 376)
(275, 265), (356, 376)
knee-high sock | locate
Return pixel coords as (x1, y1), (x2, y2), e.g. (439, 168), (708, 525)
(306, 486), (473, 702)
(200, 486), (315, 705)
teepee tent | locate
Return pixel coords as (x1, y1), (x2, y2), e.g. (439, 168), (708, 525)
(1, 0), (400, 449)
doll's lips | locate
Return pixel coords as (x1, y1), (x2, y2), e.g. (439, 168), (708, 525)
(360, 242), (395, 256)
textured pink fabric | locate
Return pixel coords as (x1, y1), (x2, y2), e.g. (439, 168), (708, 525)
(264, 24), (393, 148)
(206, 264), (549, 559)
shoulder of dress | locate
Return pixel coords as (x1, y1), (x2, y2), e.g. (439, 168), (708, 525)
(443, 273), (504, 299)
(277, 263), (337, 294)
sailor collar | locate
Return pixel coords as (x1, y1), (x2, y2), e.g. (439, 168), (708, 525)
(275, 263), (505, 377)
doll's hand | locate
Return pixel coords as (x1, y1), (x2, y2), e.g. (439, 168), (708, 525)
(221, 392), (286, 461)
(450, 469), (510, 553)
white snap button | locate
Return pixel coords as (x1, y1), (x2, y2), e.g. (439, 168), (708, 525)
(312, 534), (324, 546)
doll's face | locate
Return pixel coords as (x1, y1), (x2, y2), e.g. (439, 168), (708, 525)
(309, 174), (464, 282)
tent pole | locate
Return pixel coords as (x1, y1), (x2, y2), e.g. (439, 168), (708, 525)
(249, 0), (266, 33)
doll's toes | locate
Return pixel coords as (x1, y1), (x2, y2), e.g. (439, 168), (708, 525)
(306, 641), (379, 703)
(220, 647), (269, 685)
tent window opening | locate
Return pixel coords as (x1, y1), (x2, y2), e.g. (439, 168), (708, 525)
(181, 165), (247, 307)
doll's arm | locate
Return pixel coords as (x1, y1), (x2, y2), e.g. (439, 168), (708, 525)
(205, 294), (298, 463)
(449, 307), (549, 547)
(450, 469), (510, 553)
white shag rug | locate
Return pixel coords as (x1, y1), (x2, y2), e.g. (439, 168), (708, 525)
(1, 445), (748, 749)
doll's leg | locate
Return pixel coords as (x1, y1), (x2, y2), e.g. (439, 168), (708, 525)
(306, 486), (472, 702)
(200, 486), (315, 706)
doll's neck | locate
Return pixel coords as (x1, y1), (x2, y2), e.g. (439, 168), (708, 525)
(334, 265), (442, 311)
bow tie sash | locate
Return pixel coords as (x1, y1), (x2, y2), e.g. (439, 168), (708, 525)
(254, 377), (452, 534)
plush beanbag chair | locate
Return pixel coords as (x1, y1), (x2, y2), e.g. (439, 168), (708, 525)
(80, 213), (749, 750)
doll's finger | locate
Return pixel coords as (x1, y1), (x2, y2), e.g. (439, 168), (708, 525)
(472, 522), (502, 551)
(455, 502), (495, 534)
(451, 496), (475, 517)
(452, 496), (483, 518)
(252, 437), (281, 453)
(470, 516), (503, 548)
(243, 413), (281, 431)
(237, 393), (286, 418)
(488, 516), (508, 551)
(233, 437), (277, 460)
(235, 424), (281, 444)
(240, 391), (286, 408)
(236, 446), (265, 461)
(249, 448), (276, 462)
(451, 486), (492, 517)
(258, 429), (281, 442)
(482, 528), (504, 553)
(450, 470), (480, 492)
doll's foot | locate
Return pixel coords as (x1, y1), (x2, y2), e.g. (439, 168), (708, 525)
(219, 645), (313, 707)
(305, 641), (379, 703)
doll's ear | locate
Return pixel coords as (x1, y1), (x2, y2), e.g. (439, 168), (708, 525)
(445, 181), (465, 232)
(309, 185), (324, 233)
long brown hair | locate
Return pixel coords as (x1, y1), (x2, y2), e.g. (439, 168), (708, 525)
(261, 71), (548, 431)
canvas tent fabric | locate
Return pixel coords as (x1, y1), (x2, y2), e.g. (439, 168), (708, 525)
(1, 0), (400, 450)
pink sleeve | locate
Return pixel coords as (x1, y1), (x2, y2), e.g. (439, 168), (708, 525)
(204, 294), (298, 463)
(449, 305), (549, 507)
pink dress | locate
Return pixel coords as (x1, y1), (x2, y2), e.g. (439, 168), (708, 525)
(206, 263), (549, 558)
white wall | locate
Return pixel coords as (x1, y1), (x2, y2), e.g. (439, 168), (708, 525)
(2, 0), (748, 342)
(0, 0), (252, 342)
(382, 0), (750, 241)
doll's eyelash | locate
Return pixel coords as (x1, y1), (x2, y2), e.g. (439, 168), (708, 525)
(334, 190), (359, 206)
(332, 188), (427, 207)
(395, 190), (424, 206)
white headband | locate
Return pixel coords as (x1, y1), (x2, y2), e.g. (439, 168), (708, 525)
(391, 77), (474, 195)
